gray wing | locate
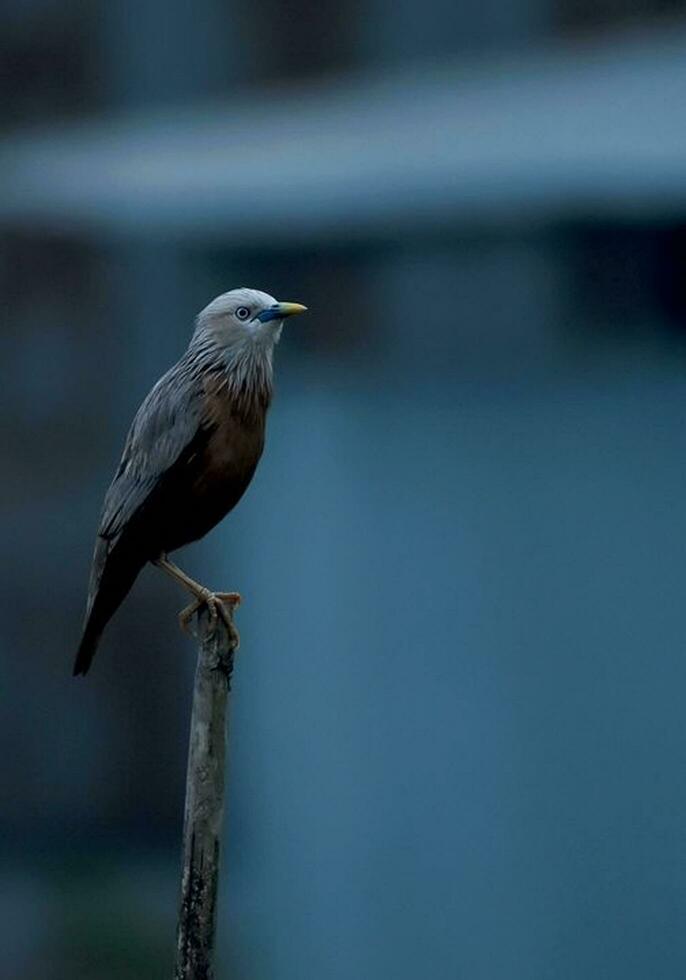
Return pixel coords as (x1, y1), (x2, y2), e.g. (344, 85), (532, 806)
(99, 357), (206, 541)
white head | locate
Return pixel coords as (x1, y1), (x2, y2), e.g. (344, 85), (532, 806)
(194, 287), (307, 352)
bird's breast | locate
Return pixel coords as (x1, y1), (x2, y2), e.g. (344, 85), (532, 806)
(199, 415), (265, 487)
(192, 375), (267, 504)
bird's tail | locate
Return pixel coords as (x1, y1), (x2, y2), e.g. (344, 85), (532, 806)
(73, 538), (144, 676)
(74, 614), (106, 677)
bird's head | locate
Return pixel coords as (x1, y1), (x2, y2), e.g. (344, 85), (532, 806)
(194, 287), (307, 350)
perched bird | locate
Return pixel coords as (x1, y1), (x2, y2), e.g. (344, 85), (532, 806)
(74, 287), (307, 676)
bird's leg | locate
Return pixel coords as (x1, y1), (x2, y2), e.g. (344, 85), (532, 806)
(153, 555), (241, 647)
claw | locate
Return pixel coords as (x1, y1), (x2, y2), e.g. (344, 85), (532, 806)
(215, 592), (242, 608)
(178, 590), (241, 649)
(154, 557), (241, 648)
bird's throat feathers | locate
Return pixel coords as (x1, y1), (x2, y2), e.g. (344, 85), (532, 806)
(191, 331), (274, 423)
(224, 340), (274, 421)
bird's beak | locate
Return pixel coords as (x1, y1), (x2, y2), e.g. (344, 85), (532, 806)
(257, 302), (308, 323)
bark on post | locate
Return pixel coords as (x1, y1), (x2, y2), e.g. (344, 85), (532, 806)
(174, 605), (238, 980)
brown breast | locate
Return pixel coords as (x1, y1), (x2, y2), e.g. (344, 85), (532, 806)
(192, 373), (267, 509)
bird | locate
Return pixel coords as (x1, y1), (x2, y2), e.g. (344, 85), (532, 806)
(74, 287), (307, 676)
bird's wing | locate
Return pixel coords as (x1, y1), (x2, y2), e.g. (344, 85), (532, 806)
(98, 358), (207, 541)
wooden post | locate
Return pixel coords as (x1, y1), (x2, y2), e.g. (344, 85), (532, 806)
(174, 605), (238, 980)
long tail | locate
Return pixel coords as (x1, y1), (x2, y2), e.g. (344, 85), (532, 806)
(74, 537), (145, 676)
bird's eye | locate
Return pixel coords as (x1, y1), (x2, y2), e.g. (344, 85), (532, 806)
(235, 306), (251, 321)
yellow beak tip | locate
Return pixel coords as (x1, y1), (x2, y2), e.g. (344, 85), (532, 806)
(279, 302), (308, 317)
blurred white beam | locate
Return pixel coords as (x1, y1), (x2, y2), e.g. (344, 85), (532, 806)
(2, 26), (686, 245)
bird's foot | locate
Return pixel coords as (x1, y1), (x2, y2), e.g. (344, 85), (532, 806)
(179, 589), (241, 648)
(153, 556), (241, 647)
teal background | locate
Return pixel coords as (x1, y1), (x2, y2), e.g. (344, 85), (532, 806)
(3, 3), (686, 977)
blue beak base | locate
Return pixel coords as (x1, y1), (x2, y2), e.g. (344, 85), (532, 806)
(257, 302), (307, 323)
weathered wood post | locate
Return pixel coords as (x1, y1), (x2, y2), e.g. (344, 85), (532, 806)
(174, 601), (239, 980)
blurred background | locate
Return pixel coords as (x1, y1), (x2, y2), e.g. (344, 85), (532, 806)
(3, 2), (686, 978)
